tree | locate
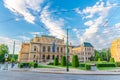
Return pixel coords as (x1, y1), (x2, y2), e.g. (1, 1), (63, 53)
(106, 48), (111, 61)
(54, 57), (59, 66)
(94, 50), (100, 61)
(0, 44), (9, 62)
(89, 55), (94, 61)
(72, 55), (79, 67)
(61, 56), (66, 66)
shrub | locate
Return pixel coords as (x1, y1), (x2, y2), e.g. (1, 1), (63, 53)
(116, 62), (120, 67)
(28, 62), (34, 68)
(69, 62), (72, 66)
(85, 64), (91, 70)
(79, 63), (85, 67)
(96, 63), (116, 67)
(34, 63), (38, 68)
(61, 56), (66, 66)
(98, 58), (102, 63)
(72, 55), (79, 67)
(48, 62), (54, 65)
(18, 63), (23, 68)
(110, 58), (115, 63)
(54, 57), (59, 66)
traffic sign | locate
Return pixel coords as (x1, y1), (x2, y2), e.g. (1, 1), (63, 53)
(4, 54), (8, 58)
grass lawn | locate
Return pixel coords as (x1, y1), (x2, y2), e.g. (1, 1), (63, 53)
(98, 67), (117, 70)
(38, 65), (56, 68)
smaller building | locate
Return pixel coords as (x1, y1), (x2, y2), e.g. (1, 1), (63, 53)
(110, 39), (120, 62)
(72, 42), (94, 62)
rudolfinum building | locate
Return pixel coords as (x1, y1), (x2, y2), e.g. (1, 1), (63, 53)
(18, 35), (73, 63)
(18, 35), (94, 63)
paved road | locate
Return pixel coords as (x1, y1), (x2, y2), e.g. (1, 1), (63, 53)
(0, 70), (120, 80)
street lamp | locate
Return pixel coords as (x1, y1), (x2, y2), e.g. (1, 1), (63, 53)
(66, 28), (69, 72)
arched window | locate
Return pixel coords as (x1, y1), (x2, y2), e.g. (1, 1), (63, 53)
(47, 55), (50, 60)
(42, 55), (45, 59)
(34, 46), (37, 51)
(57, 47), (59, 53)
(52, 55), (54, 60)
(43, 46), (46, 52)
(48, 46), (51, 52)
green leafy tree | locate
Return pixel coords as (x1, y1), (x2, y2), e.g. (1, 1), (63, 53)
(0, 44), (9, 62)
(54, 57), (59, 66)
(89, 55), (94, 61)
(106, 48), (111, 61)
(94, 50), (101, 61)
(72, 55), (79, 67)
(61, 56), (66, 66)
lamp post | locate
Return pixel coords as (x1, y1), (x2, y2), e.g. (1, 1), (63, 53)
(66, 28), (69, 72)
(12, 41), (15, 68)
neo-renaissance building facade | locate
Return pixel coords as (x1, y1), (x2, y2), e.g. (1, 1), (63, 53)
(110, 38), (120, 62)
(18, 35), (94, 63)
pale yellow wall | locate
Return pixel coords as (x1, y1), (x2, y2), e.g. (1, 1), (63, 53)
(111, 39), (120, 62)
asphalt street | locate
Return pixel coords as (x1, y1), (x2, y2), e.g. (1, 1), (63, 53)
(0, 70), (120, 80)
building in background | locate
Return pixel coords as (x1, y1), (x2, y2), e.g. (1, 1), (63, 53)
(72, 42), (94, 62)
(18, 35), (94, 63)
(110, 39), (120, 62)
(18, 35), (72, 63)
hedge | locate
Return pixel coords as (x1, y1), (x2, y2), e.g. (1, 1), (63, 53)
(48, 62), (54, 65)
(79, 63), (85, 67)
(116, 62), (120, 67)
(85, 64), (91, 70)
(96, 63), (116, 67)
(18, 62), (38, 68)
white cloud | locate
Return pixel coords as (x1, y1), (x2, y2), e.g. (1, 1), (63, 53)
(40, 5), (66, 39)
(74, 0), (118, 49)
(18, 36), (30, 41)
(3, 0), (44, 24)
(0, 36), (21, 54)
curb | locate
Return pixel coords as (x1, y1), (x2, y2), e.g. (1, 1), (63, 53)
(10, 69), (120, 75)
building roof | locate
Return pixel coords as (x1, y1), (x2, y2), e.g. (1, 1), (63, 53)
(41, 35), (55, 38)
(83, 42), (93, 47)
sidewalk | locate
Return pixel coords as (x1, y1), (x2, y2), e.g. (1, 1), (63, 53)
(10, 67), (120, 75)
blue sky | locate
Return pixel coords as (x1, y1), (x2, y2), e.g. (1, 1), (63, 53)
(0, 0), (120, 54)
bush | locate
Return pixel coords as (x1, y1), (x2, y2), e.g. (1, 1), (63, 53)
(18, 62), (38, 68)
(85, 64), (91, 70)
(28, 62), (34, 68)
(48, 62), (54, 65)
(79, 63), (85, 67)
(18, 63), (23, 68)
(34, 63), (38, 68)
(69, 62), (72, 66)
(72, 55), (79, 67)
(54, 57), (59, 66)
(98, 58), (102, 63)
(61, 56), (66, 66)
(116, 62), (120, 67)
(96, 63), (116, 67)
(110, 58), (115, 63)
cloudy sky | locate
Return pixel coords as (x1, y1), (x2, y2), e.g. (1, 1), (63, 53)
(0, 0), (120, 54)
